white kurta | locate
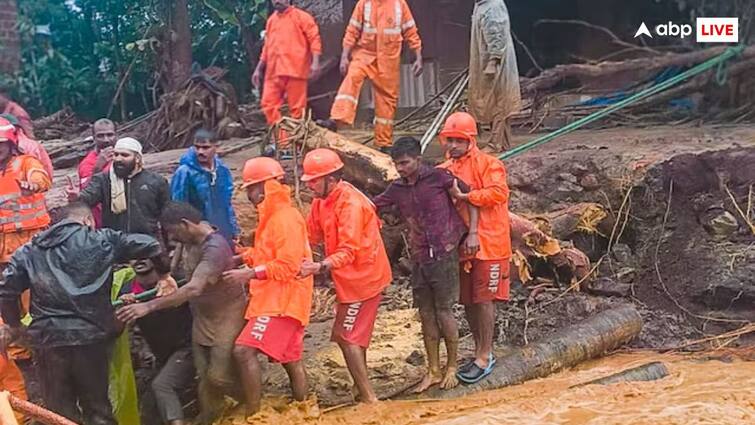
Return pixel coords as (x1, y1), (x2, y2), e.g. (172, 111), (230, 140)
(468, 0), (521, 124)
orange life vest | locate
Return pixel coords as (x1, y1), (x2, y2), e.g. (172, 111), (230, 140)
(0, 155), (50, 233)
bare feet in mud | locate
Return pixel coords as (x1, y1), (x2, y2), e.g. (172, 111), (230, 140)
(440, 367), (459, 390)
(351, 384), (380, 403)
(413, 371), (443, 393)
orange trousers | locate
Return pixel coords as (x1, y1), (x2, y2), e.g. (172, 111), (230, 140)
(261, 76), (308, 147)
(331, 61), (399, 148)
(0, 356), (27, 424)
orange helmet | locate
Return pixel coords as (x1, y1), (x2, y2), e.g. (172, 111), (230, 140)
(0, 117), (18, 146)
(439, 112), (478, 142)
(242, 157), (285, 187)
(301, 148), (344, 182)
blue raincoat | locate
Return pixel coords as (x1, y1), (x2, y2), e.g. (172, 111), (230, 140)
(170, 148), (240, 241)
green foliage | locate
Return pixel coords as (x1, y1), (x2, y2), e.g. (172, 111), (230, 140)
(3, 0), (270, 121)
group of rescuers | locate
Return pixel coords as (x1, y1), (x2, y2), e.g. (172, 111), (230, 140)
(0, 0), (520, 423)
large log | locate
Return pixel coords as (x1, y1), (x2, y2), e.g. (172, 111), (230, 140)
(414, 305), (642, 399)
(280, 118), (398, 195)
(521, 45), (755, 95)
(571, 361), (669, 388)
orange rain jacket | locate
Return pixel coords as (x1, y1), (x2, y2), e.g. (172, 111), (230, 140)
(261, 6), (323, 80)
(439, 142), (512, 261)
(242, 179), (314, 326)
(343, 0), (421, 70)
(307, 181), (391, 303)
(0, 155), (51, 263)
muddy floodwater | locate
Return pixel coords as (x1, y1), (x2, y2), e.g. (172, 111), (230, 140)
(220, 349), (754, 424)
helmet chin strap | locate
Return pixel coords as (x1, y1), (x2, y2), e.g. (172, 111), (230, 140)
(323, 177), (330, 198)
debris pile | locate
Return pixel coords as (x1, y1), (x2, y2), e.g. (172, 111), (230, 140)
(31, 107), (89, 141)
(144, 68), (251, 151)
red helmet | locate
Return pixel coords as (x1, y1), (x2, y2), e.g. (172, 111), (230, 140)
(242, 157), (285, 187)
(301, 149), (344, 182)
(0, 117), (18, 146)
(439, 112), (478, 142)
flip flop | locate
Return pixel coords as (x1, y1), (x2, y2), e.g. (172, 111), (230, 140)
(459, 353), (496, 374)
(456, 355), (496, 384)
(458, 357), (476, 373)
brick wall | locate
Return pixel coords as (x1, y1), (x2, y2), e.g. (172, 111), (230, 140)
(0, 0), (20, 74)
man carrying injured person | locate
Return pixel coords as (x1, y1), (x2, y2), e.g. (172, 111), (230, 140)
(373, 136), (480, 392)
(438, 112), (512, 384)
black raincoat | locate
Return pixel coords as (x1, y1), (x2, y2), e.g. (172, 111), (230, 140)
(0, 219), (164, 347)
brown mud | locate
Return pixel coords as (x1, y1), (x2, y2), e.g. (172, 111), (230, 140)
(217, 349), (755, 425)
(42, 124), (755, 422)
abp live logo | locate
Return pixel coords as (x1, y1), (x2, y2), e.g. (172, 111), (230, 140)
(634, 18), (738, 43)
(697, 18), (738, 42)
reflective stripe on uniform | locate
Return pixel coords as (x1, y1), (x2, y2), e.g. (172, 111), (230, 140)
(0, 193), (19, 204)
(349, 18), (362, 28)
(335, 94), (359, 105)
(402, 19), (415, 30)
(383, 0), (403, 35)
(0, 209), (48, 226)
(363, 1), (374, 34)
(15, 199), (46, 211)
(364, 1), (372, 22)
(374, 117), (395, 125)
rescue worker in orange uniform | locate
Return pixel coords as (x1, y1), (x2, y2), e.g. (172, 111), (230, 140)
(323, 0), (423, 152)
(299, 148), (391, 403)
(253, 0), (322, 147)
(0, 117), (51, 268)
(0, 117), (51, 406)
(222, 157), (314, 417)
(437, 112), (511, 384)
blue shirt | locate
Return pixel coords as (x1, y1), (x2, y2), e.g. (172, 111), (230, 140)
(170, 148), (240, 241)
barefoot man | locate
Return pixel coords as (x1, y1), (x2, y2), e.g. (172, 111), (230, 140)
(299, 149), (391, 403)
(374, 137), (479, 392)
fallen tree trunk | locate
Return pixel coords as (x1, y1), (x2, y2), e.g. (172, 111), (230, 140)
(412, 304), (642, 399)
(571, 361), (669, 388)
(42, 137), (93, 169)
(521, 46), (755, 95)
(280, 118), (398, 195)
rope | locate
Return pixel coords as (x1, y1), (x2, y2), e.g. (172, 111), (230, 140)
(499, 45), (746, 161)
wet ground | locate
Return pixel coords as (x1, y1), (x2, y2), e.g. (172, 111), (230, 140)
(217, 349), (754, 424)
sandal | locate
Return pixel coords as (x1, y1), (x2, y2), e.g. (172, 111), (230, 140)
(456, 355), (496, 384)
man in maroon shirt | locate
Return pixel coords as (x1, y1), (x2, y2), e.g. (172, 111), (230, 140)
(373, 137), (479, 393)
(77, 119), (116, 227)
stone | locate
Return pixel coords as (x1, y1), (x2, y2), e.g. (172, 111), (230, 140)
(701, 208), (739, 239)
(611, 243), (633, 264)
(558, 173), (578, 184)
(405, 350), (425, 366)
(579, 174), (601, 190)
(587, 277), (631, 298)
